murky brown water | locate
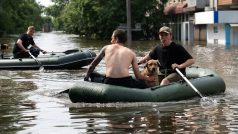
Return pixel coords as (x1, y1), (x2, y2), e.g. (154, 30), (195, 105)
(0, 31), (238, 134)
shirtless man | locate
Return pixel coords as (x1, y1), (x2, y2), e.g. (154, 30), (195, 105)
(84, 29), (154, 88)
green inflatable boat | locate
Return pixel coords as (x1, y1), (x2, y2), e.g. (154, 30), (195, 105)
(0, 49), (96, 70)
(68, 66), (226, 103)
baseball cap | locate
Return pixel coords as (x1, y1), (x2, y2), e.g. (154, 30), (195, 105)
(159, 26), (172, 34)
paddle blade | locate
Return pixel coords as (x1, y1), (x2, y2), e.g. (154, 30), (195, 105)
(53, 89), (69, 96)
(200, 97), (217, 108)
(39, 66), (44, 72)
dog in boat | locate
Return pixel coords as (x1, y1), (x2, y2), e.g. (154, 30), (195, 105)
(141, 59), (160, 87)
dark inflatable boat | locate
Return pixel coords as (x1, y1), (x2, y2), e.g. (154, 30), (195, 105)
(68, 66), (226, 103)
(0, 49), (96, 70)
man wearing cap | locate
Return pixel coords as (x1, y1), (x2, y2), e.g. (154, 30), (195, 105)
(138, 26), (195, 85)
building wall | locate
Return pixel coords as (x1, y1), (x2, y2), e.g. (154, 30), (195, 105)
(206, 24), (238, 46)
(167, 14), (196, 42)
(187, 0), (209, 8)
(181, 21), (194, 41)
(231, 26), (238, 46)
(218, 0), (238, 5)
(207, 24), (226, 44)
(181, 22), (188, 40)
(165, 0), (238, 46)
(194, 25), (207, 41)
(219, 11), (238, 23)
(194, 10), (238, 46)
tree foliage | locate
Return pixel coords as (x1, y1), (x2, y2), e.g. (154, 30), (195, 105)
(0, 0), (43, 34)
(43, 0), (69, 30)
(45, 0), (168, 39)
(60, 0), (125, 39)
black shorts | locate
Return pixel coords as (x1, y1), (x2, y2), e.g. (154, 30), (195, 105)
(89, 71), (147, 89)
(13, 47), (40, 58)
(13, 51), (30, 58)
(104, 76), (147, 89)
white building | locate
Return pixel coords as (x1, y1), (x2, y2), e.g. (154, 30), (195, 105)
(164, 0), (238, 46)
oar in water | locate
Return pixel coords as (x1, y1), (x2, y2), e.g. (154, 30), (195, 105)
(176, 68), (217, 107)
(28, 51), (44, 71)
(54, 89), (69, 96)
(175, 68), (216, 104)
(175, 68), (204, 98)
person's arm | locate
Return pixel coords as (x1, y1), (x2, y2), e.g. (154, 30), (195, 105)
(138, 54), (151, 65)
(171, 58), (195, 70)
(32, 44), (47, 54)
(132, 53), (154, 82)
(138, 45), (159, 65)
(171, 45), (195, 70)
(84, 46), (107, 81)
(16, 39), (29, 52)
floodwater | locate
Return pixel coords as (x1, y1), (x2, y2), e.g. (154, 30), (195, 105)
(0, 31), (238, 134)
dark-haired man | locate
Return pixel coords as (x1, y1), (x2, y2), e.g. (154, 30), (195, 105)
(84, 29), (154, 88)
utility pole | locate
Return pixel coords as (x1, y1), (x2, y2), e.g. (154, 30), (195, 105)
(126, 0), (132, 44)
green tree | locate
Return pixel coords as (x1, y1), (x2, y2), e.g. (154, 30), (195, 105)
(0, 0), (43, 34)
(44, 0), (69, 30)
(61, 0), (125, 39)
(44, 0), (168, 39)
(136, 0), (169, 39)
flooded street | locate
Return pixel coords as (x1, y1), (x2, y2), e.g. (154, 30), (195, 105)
(1, 31), (238, 133)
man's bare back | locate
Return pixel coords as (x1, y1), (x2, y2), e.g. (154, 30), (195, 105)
(104, 43), (135, 78)
(84, 29), (154, 85)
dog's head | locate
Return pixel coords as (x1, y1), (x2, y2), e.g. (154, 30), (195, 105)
(144, 59), (159, 73)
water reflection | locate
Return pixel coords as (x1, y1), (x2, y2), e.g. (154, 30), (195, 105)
(69, 106), (160, 133)
(0, 71), (30, 133)
(34, 31), (80, 52)
(0, 31), (238, 133)
(68, 100), (235, 133)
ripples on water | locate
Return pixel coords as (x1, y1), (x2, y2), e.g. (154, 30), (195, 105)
(0, 32), (238, 133)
